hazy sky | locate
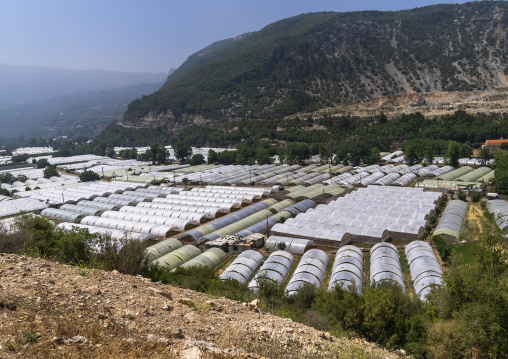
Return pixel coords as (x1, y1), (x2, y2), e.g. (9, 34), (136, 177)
(0, 0), (470, 74)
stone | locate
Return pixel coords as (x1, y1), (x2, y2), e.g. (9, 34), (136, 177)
(180, 346), (204, 359)
(70, 335), (88, 344)
(249, 299), (260, 307)
(162, 304), (173, 312)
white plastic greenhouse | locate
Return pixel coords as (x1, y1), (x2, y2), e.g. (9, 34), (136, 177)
(328, 245), (364, 293)
(434, 200), (468, 241)
(248, 251), (294, 292)
(220, 250), (264, 285)
(285, 249), (329, 295)
(405, 241), (443, 301)
(264, 235), (315, 254)
(370, 242), (405, 290)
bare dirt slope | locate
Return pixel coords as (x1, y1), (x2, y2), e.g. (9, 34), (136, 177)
(314, 89), (508, 120)
(0, 253), (405, 359)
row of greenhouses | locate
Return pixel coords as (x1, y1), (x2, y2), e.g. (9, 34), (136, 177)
(0, 197), (48, 219)
(421, 166), (494, 190)
(270, 186), (441, 247)
(486, 200), (508, 231)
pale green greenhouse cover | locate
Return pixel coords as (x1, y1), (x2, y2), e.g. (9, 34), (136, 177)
(152, 245), (201, 270)
(179, 247), (227, 269)
(435, 166), (473, 181)
(145, 238), (183, 261)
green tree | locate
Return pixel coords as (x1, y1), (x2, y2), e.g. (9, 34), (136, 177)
(444, 141), (461, 167)
(255, 147), (273, 165)
(79, 170), (100, 182)
(174, 141), (192, 163)
(189, 154), (205, 166)
(404, 144), (419, 166)
(478, 147), (492, 166)
(424, 146), (434, 165)
(207, 149), (218, 164)
(43, 165), (59, 179)
(36, 158), (49, 169)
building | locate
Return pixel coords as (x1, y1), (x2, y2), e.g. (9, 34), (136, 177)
(482, 139), (508, 150)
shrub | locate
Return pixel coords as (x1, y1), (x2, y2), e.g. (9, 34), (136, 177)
(79, 169), (100, 182)
(470, 190), (482, 202)
(433, 235), (452, 263)
(457, 190), (467, 201)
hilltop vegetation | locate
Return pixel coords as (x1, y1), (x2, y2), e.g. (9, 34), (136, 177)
(123, 2), (508, 128)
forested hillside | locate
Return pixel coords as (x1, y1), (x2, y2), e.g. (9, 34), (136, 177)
(123, 2), (508, 129)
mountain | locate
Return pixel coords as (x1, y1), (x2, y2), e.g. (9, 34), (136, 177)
(122, 2), (508, 130)
(0, 64), (167, 109)
(0, 82), (164, 138)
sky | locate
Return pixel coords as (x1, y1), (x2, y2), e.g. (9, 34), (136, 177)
(0, 0), (471, 74)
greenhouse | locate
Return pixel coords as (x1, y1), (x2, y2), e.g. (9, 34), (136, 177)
(59, 204), (103, 216)
(360, 172), (385, 186)
(264, 235), (315, 254)
(135, 202), (224, 217)
(151, 245), (202, 271)
(93, 197), (134, 207)
(370, 242), (405, 290)
(57, 222), (155, 246)
(152, 197), (238, 212)
(178, 201), (273, 243)
(381, 151), (403, 161)
(486, 200), (508, 231)
(178, 247), (227, 270)
(41, 208), (84, 223)
(79, 216), (174, 237)
(248, 251), (294, 292)
(417, 165), (439, 176)
(405, 241), (443, 301)
(372, 173), (400, 186)
(454, 167), (493, 182)
(118, 206), (208, 222)
(235, 216), (279, 238)
(328, 245), (364, 293)
(144, 238), (183, 261)
(0, 197), (47, 219)
(286, 249), (329, 295)
(392, 173), (417, 187)
(100, 210), (197, 231)
(220, 250), (264, 285)
(434, 200), (468, 241)
(435, 166), (473, 181)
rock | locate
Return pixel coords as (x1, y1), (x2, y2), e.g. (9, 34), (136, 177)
(111, 270), (120, 275)
(319, 331), (331, 341)
(180, 346), (203, 359)
(97, 313), (108, 319)
(178, 298), (195, 307)
(147, 334), (158, 342)
(249, 299), (260, 307)
(162, 304), (173, 312)
(284, 327), (294, 334)
(70, 335), (88, 344)
(149, 287), (173, 300)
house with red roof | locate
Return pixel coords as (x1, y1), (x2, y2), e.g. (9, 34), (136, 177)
(482, 139), (508, 150)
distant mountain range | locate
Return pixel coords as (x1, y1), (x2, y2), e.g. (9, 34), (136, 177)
(121, 2), (508, 130)
(0, 65), (172, 138)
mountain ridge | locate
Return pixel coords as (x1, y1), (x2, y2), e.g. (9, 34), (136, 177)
(122, 2), (508, 129)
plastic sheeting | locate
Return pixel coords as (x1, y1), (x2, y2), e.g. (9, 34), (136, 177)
(370, 242), (405, 290)
(152, 245), (202, 271)
(405, 241), (443, 301)
(249, 251), (294, 292)
(145, 238), (183, 261)
(285, 249), (329, 295)
(434, 200), (468, 241)
(328, 245), (363, 293)
(264, 235), (315, 254)
(220, 250), (264, 285)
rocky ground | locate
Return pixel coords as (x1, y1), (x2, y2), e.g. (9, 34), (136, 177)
(0, 253), (407, 358)
(314, 88), (508, 119)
